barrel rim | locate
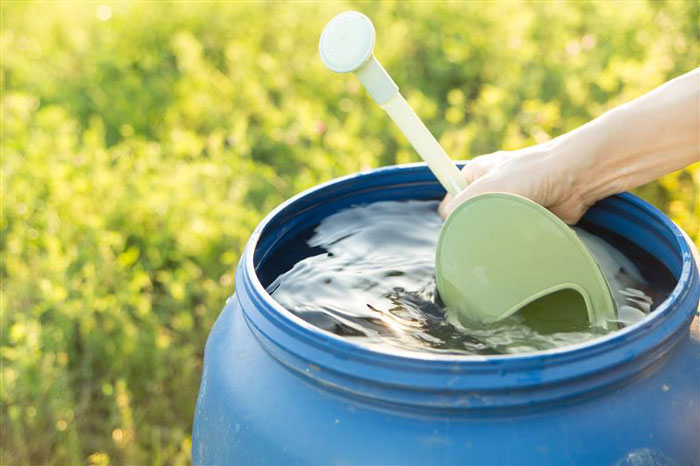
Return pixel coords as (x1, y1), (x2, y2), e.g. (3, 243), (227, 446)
(236, 163), (698, 408)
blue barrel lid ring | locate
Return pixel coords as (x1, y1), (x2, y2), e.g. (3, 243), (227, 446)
(237, 163), (699, 412)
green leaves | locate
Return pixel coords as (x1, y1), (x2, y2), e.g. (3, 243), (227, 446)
(1, 2), (698, 465)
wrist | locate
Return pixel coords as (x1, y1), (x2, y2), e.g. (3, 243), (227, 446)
(553, 114), (617, 207)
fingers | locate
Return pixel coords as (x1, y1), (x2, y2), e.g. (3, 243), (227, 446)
(438, 193), (453, 218)
(438, 146), (591, 224)
(459, 151), (511, 183)
(442, 178), (588, 225)
(441, 175), (504, 218)
(459, 159), (485, 185)
(439, 155), (499, 218)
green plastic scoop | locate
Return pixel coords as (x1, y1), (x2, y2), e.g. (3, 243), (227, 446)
(320, 11), (617, 329)
(436, 193), (617, 329)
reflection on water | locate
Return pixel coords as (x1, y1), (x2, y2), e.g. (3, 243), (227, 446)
(268, 200), (665, 355)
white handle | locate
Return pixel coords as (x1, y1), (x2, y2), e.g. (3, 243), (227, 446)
(381, 94), (467, 196)
(319, 11), (467, 196)
(355, 56), (398, 105)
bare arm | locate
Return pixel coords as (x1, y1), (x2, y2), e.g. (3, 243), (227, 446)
(441, 68), (700, 224)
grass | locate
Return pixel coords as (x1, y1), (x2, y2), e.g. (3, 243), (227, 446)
(1, 2), (698, 464)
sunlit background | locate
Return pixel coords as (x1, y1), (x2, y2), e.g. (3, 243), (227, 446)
(2, 2), (698, 465)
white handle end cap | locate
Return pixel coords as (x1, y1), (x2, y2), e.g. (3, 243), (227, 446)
(319, 11), (375, 73)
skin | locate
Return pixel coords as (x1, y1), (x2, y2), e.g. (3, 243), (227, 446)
(440, 67), (700, 224)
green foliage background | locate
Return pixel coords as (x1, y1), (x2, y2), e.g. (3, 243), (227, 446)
(1, 2), (698, 465)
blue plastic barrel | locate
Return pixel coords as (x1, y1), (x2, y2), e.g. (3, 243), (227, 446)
(192, 164), (699, 465)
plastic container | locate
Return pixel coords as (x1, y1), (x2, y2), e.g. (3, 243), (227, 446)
(192, 164), (699, 466)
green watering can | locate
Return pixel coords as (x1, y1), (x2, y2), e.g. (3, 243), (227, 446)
(319, 11), (617, 330)
(436, 193), (617, 329)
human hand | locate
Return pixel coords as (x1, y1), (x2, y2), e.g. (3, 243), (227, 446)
(440, 68), (700, 225)
(438, 126), (606, 224)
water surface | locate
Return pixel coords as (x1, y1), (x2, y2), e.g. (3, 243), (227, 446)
(268, 200), (671, 355)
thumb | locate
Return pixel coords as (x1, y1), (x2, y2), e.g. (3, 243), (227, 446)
(438, 159), (488, 218)
(441, 175), (503, 219)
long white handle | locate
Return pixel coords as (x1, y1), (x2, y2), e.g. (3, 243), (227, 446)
(319, 11), (467, 196)
(352, 56), (466, 196)
(352, 57), (467, 196)
(380, 93), (467, 196)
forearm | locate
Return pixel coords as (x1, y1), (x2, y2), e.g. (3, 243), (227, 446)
(568, 68), (699, 204)
(442, 68), (699, 224)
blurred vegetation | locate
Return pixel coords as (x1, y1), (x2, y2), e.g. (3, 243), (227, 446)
(1, 1), (698, 465)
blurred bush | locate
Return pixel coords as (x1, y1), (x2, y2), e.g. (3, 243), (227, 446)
(1, 1), (698, 464)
